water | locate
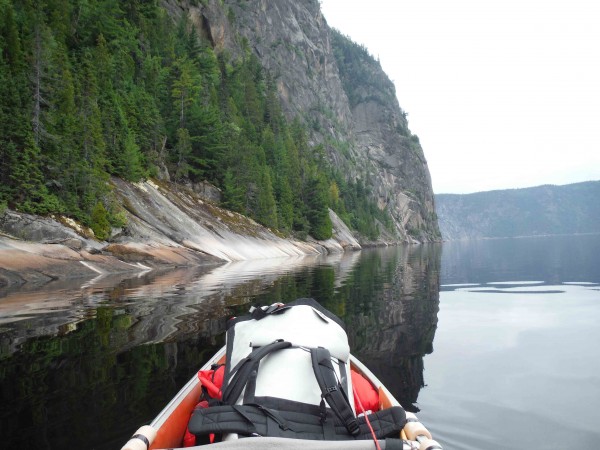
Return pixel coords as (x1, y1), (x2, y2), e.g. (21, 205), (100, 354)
(418, 235), (600, 449)
(1, 235), (599, 449)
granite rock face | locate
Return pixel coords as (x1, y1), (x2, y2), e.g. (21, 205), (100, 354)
(168, 0), (440, 242)
(0, 179), (359, 288)
(0, 0), (443, 289)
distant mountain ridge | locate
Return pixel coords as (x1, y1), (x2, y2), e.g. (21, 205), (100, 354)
(435, 181), (600, 240)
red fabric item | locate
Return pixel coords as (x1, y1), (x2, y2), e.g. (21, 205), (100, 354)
(351, 369), (380, 414)
(184, 401), (209, 447)
(183, 427), (196, 447)
(213, 365), (224, 391)
(184, 366), (225, 447)
(197, 365), (225, 400)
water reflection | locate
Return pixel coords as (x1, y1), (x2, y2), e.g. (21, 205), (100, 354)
(0, 245), (441, 449)
(441, 234), (600, 284)
(343, 246), (441, 412)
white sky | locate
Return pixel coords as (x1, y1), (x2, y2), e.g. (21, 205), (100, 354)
(320, 0), (600, 194)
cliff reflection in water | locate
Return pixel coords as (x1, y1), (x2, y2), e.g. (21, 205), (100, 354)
(249, 245), (442, 412)
(0, 246), (441, 449)
(343, 246), (441, 412)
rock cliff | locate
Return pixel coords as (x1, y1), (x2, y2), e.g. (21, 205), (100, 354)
(0, 0), (442, 287)
(0, 178), (360, 288)
(168, 0), (440, 242)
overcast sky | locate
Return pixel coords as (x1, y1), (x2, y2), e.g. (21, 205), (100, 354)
(320, 0), (600, 194)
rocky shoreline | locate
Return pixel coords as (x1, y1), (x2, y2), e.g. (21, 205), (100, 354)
(0, 179), (364, 289)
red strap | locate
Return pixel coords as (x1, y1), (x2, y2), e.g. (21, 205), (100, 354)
(197, 365), (224, 400)
(198, 373), (222, 399)
(352, 374), (382, 450)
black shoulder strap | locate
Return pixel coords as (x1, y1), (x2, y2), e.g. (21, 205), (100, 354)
(221, 339), (292, 405)
(310, 347), (360, 436)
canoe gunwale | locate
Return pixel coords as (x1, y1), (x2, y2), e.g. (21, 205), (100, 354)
(148, 346), (226, 449)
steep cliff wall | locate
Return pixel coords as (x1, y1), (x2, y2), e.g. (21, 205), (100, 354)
(172, 0), (440, 242)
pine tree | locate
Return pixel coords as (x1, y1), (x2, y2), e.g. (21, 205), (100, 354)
(186, 99), (224, 182)
(171, 57), (201, 130)
(9, 135), (61, 214)
(78, 51), (107, 175)
(118, 132), (145, 182)
(222, 168), (244, 212)
(173, 127), (192, 181)
(0, 0), (28, 201)
(306, 173), (333, 240)
(90, 201), (111, 241)
(255, 166), (278, 229)
(123, 84), (164, 174)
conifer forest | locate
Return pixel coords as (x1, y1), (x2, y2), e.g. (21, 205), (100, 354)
(0, 0), (391, 241)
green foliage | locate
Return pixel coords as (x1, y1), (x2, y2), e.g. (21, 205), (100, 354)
(173, 128), (192, 181)
(90, 202), (110, 240)
(255, 167), (278, 229)
(222, 168), (244, 212)
(330, 29), (396, 108)
(0, 0), (388, 242)
(109, 209), (127, 228)
(333, 175), (392, 240)
(305, 173), (333, 240)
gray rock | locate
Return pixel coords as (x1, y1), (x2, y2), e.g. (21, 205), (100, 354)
(62, 238), (83, 250)
(191, 181), (222, 203)
(0, 211), (81, 243)
(194, 0), (439, 242)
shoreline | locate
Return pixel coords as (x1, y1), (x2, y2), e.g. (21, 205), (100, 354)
(0, 178), (416, 290)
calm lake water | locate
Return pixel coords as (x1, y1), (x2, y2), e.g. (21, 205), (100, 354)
(420, 234), (600, 449)
(1, 234), (599, 449)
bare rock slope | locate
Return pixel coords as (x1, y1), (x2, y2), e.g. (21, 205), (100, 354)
(0, 179), (359, 288)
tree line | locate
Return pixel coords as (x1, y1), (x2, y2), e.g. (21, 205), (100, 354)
(0, 0), (387, 241)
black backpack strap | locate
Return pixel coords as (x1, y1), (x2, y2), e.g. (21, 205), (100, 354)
(249, 303), (291, 320)
(189, 403), (334, 440)
(189, 404), (262, 437)
(357, 406), (407, 440)
(310, 347), (360, 436)
(189, 401), (407, 441)
(222, 339), (292, 405)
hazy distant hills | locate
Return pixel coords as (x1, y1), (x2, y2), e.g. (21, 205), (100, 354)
(435, 181), (600, 240)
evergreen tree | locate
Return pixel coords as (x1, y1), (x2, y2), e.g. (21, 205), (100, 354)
(222, 168), (244, 213)
(117, 132), (145, 182)
(0, 0), (28, 202)
(171, 57), (201, 130)
(306, 173), (333, 240)
(173, 127), (192, 181)
(255, 166), (278, 229)
(0, 0), (384, 240)
(186, 100), (223, 181)
(9, 135), (61, 214)
(90, 201), (111, 241)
